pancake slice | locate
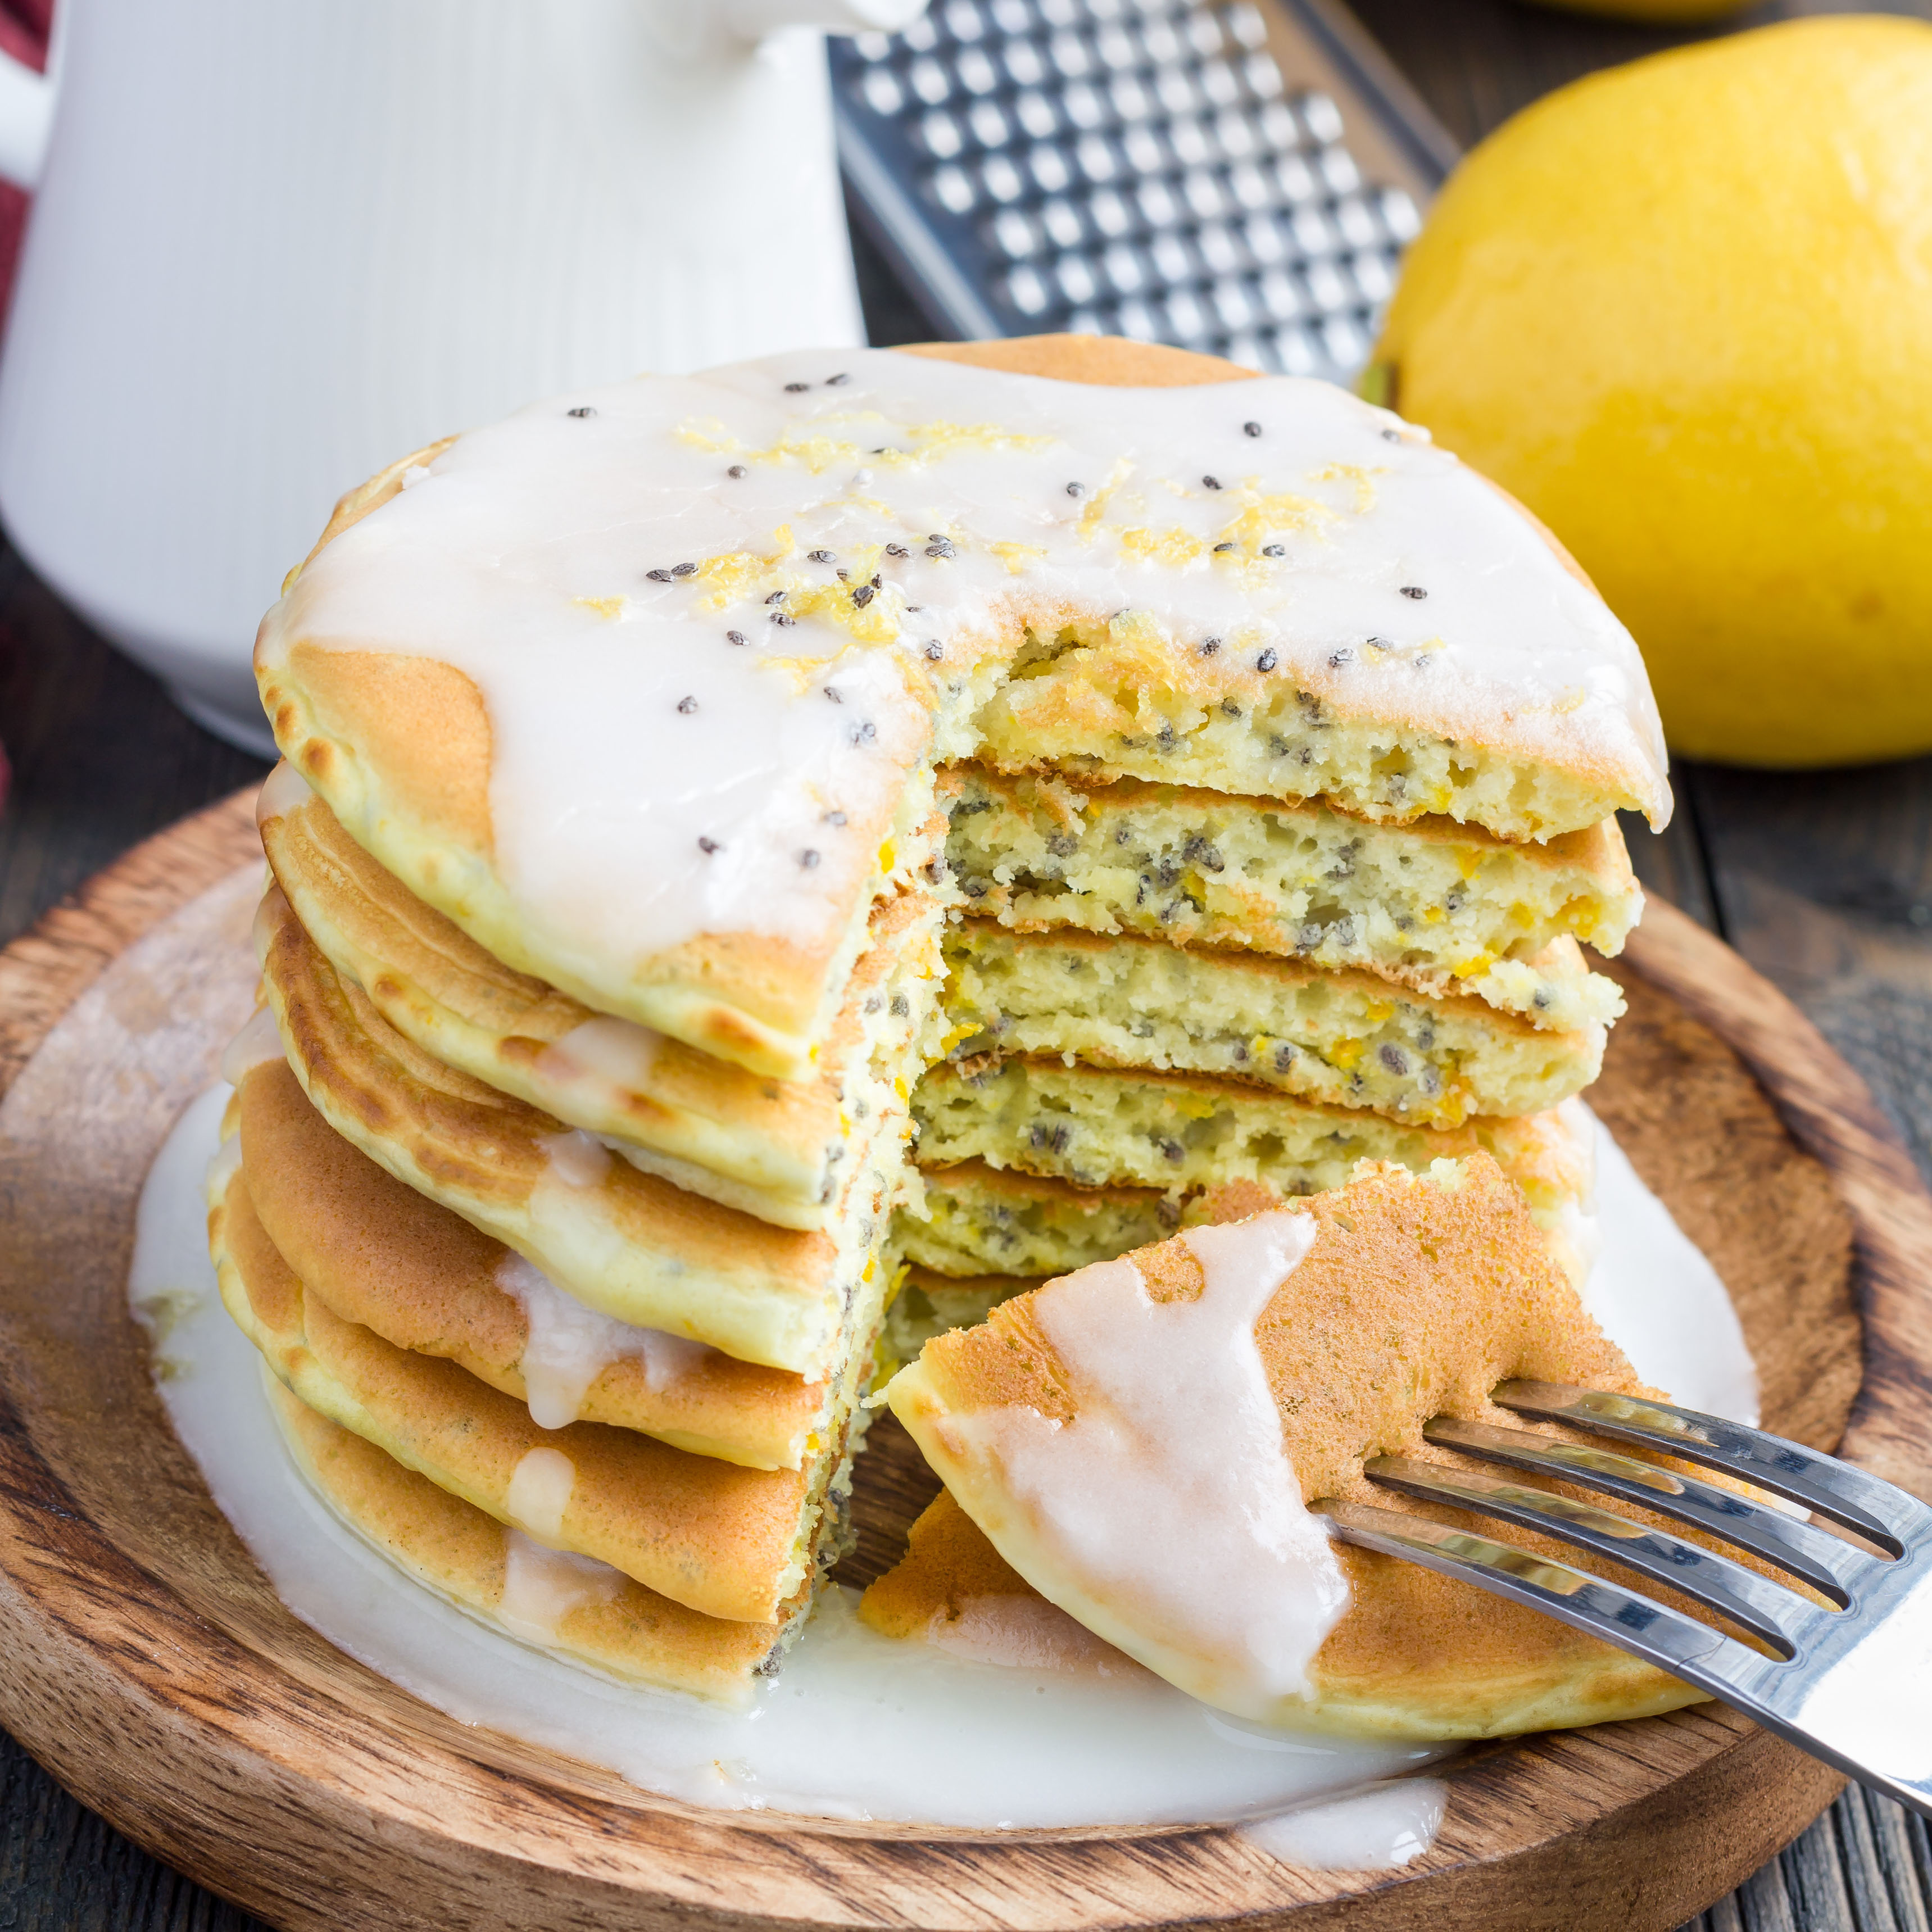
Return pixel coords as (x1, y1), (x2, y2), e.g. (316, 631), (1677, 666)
(236, 1055), (828, 1470)
(210, 1150), (850, 1625)
(255, 887), (896, 1377)
(269, 1382), (783, 1705)
(909, 1057), (1594, 1216)
(260, 770), (943, 1233)
(940, 768), (1636, 1033)
(874, 1157), (1709, 1738)
(942, 920), (1603, 1126)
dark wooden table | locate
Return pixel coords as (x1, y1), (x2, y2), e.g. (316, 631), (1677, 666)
(4, 1), (1932, 1922)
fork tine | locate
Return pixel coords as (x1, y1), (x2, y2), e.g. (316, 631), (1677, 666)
(1493, 1382), (1922, 1554)
(1318, 1496), (1762, 1682)
(1363, 1455), (1817, 1653)
(1423, 1416), (1867, 1606)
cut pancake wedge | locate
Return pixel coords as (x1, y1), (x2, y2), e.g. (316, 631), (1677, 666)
(940, 767), (1638, 1033)
(941, 920), (1603, 1126)
(910, 1057), (1595, 1214)
(210, 1146), (849, 1625)
(872, 1158), (1708, 1740)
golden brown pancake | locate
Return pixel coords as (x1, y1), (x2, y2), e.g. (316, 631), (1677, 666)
(260, 775), (941, 1232)
(236, 1054), (829, 1470)
(210, 1149), (845, 1626)
(253, 886), (895, 1377)
(873, 1157), (1715, 1739)
(269, 1381), (783, 1704)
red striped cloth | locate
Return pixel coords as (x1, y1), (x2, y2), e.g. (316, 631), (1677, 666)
(0, 0), (50, 320)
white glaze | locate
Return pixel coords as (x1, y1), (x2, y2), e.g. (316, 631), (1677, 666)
(504, 1446), (575, 1543)
(1576, 1106), (1758, 1423)
(500, 1252), (713, 1430)
(923, 1595), (1149, 1680)
(534, 1127), (614, 1190)
(255, 758), (314, 827)
(535, 1015), (664, 1101)
(497, 1530), (625, 1647)
(1240, 1777), (1449, 1870)
(135, 1085), (1748, 1831)
(216, 1003), (285, 1086)
(945, 1212), (1349, 1710)
(262, 348), (1668, 981)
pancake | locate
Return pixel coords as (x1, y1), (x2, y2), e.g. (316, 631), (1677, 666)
(255, 887), (895, 1377)
(938, 766), (1635, 1032)
(269, 1381), (783, 1705)
(260, 768), (943, 1232)
(237, 1054), (828, 1470)
(255, 337), (1668, 1083)
(210, 1145), (850, 1625)
(941, 920), (1603, 1127)
(870, 1157), (1708, 1739)
(909, 1056), (1595, 1214)
(879, 1267), (1029, 1378)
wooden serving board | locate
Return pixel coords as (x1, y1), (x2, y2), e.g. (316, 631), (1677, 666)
(0, 791), (1925, 1932)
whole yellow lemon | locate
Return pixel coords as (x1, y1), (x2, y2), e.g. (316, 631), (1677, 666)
(1369, 16), (1932, 767)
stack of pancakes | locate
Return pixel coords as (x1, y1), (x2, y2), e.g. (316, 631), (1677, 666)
(211, 333), (1667, 1710)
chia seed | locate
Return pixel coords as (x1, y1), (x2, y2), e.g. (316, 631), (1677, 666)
(823, 686), (842, 702)
(765, 590), (787, 604)
(698, 836), (720, 854)
(1379, 1044), (1409, 1077)
(1067, 482), (1085, 497)
(783, 381), (810, 393)
(672, 562), (696, 577)
(567, 405), (595, 418)
(1199, 636), (1221, 656)
(725, 630), (746, 646)
(852, 584), (875, 607)
(1400, 585), (1427, 600)
(1256, 648), (1277, 673)
(646, 569), (673, 582)
(1263, 544), (1285, 556)
(923, 640), (944, 661)
(799, 849), (820, 869)
(1243, 421), (1262, 438)
(727, 465), (747, 478)
(809, 549), (836, 564)
(676, 695), (697, 714)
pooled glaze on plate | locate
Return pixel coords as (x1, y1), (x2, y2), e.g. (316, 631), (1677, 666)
(131, 1083), (1752, 1834)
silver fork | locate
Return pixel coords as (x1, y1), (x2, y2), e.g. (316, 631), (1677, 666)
(1316, 1381), (1932, 1818)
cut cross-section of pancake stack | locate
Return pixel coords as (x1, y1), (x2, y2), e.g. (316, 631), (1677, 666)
(214, 332), (1669, 1712)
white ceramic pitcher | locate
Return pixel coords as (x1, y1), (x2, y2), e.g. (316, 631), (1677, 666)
(0, 0), (925, 752)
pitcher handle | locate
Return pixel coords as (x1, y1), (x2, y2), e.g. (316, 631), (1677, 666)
(727, 0), (931, 37)
(0, 43), (51, 191)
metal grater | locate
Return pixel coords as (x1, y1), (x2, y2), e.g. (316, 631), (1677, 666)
(832, 0), (1458, 385)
